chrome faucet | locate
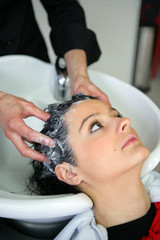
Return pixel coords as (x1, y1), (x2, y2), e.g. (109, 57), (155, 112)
(54, 57), (70, 101)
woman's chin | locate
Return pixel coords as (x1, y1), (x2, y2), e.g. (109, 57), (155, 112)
(138, 145), (150, 162)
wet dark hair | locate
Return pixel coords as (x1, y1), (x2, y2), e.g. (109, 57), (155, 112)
(29, 93), (97, 195)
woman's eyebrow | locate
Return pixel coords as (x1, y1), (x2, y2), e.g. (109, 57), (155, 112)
(110, 107), (120, 115)
(79, 113), (99, 132)
(111, 107), (118, 112)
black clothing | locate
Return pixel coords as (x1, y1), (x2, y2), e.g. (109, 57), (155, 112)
(107, 203), (156, 240)
(0, 0), (101, 65)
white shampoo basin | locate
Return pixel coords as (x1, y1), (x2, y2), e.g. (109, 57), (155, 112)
(0, 55), (160, 237)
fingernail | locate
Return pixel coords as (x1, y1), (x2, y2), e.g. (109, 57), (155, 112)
(48, 141), (54, 147)
(44, 158), (51, 164)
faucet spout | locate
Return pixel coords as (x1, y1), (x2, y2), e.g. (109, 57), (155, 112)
(54, 57), (70, 101)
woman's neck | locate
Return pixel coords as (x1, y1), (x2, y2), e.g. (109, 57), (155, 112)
(92, 173), (150, 228)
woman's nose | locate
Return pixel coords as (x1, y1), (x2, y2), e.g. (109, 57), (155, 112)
(117, 118), (131, 133)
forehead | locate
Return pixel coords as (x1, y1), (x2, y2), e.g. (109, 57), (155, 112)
(64, 99), (111, 122)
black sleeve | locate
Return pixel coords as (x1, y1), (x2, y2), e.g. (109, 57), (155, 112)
(40, 0), (101, 65)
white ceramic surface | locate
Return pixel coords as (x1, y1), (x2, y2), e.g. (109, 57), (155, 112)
(0, 55), (160, 223)
(0, 55), (92, 223)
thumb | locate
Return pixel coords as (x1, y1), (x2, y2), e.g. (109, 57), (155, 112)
(75, 86), (89, 95)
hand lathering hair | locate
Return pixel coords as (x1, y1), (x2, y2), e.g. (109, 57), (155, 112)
(29, 93), (97, 195)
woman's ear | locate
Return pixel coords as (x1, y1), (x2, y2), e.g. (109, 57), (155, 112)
(55, 162), (83, 186)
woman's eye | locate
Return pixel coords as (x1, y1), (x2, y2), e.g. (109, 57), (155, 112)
(90, 122), (102, 133)
(117, 112), (123, 118)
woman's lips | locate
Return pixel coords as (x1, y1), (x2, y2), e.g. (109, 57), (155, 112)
(122, 134), (139, 149)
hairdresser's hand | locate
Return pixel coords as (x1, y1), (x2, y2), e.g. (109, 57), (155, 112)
(64, 49), (111, 105)
(72, 76), (111, 105)
(0, 92), (54, 162)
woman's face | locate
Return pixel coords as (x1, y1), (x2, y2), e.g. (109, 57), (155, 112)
(64, 99), (150, 185)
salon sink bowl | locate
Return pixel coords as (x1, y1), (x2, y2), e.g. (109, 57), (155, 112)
(0, 55), (160, 238)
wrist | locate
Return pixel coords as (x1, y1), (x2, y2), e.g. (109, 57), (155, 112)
(64, 49), (90, 91)
(64, 49), (88, 79)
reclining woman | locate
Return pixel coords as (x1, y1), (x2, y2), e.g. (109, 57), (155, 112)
(30, 93), (160, 240)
